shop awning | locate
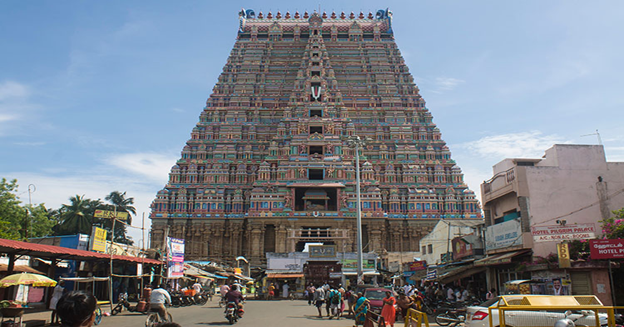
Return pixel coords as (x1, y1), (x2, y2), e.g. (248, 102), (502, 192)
(437, 265), (486, 284)
(235, 274), (254, 281)
(267, 273), (304, 278)
(342, 271), (380, 276)
(474, 250), (531, 266)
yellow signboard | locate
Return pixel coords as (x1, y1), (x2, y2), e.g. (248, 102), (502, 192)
(234, 268), (242, 275)
(91, 227), (107, 252)
(557, 242), (571, 268)
(94, 209), (129, 221)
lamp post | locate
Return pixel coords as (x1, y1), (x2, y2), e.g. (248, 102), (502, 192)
(346, 135), (368, 285)
(25, 184), (35, 240)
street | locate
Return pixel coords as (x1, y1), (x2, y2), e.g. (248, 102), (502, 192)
(98, 299), (366, 327)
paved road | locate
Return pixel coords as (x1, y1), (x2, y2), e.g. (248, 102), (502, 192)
(98, 299), (363, 327)
(21, 299), (440, 327)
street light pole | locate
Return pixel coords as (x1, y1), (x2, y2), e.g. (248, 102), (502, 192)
(346, 135), (368, 285)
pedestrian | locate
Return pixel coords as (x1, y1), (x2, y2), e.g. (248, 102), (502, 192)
(49, 280), (66, 325)
(56, 290), (97, 327)
(307, 283), (315, 305)
(381, 290), (396, 327)
(282, 282), (289, 299)
(346, 286), (355, 316)
(313, 284), (325, 318)
(446, 285), (455, 301)
(486, 288), (496, 300)
(354, 292), (370, 326)
(337, 284), (346, 317)
(268, 283), (275, 300)
(397, 292), (413, 321)
(327, 286), (341, 319)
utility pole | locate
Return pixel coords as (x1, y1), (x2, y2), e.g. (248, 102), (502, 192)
(346, 135), (368, 285)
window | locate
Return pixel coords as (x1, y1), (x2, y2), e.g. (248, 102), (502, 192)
(310, 109), (322, 117)
(308, 169), (323, 180)
(311, 70), (320, 76)
(428, 244), (433, 253)
(422, 246), (426, 254)
(309, 145), (323, 155)
(309, 126), (323, 134)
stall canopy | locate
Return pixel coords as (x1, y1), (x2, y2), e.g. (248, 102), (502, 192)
(266, 273), (304, 279)
(184, 264), (226, 280)
(0, 238), (162, 265)
(474, 250), (531, 266)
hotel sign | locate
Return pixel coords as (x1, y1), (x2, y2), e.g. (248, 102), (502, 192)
(590, 239), (624, 259)
(532, 223), (595, 243)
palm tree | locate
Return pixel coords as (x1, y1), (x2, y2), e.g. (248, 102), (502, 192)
(56, 195), (101, 235)
(104, 191), (136, 245)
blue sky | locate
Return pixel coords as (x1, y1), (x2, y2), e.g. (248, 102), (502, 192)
(2, 1), (623, 244)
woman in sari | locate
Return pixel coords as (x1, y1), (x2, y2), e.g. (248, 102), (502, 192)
(354, 292), (369, 326)
(381, 290), (396, 327)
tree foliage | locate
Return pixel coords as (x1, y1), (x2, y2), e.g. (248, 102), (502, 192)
(601, 208), (624, 239)
(0, 178), (56, 240)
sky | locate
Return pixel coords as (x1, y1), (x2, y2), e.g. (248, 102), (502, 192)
(2, 1), (623, 245)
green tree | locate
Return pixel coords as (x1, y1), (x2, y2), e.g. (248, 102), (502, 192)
(56, 195), (102, 236)
(0, 178), (56, 240)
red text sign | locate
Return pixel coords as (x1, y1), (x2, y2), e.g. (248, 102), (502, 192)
(589, 239), (624, 259)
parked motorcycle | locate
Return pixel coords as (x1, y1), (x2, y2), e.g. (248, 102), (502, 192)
(110, 298), (149, 315)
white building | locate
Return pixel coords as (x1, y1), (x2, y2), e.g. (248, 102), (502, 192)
(419, 219), (484, 266)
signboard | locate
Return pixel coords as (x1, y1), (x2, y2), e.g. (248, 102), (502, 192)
(557, 243), (571, 268)
(590, 239), (624, 259)
(486, 219), (523, 251)
(532, 223), (595, 243)
(309, 245), (336, 258)
(329, 272), (342, 279)
(90, 227), (107, 252)
(94, 209), (129, 221)
(234, 268), (242, 275)
(408, 261), (426, 271)
(452, 237), (473, 260)
(167, 237), (185, 278)
(268, 258), (303, 271)
(341, 259), (375, 269)
(425, 269), (437, 280)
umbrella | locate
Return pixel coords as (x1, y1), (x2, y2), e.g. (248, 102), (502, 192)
(0, 273), (57, 288)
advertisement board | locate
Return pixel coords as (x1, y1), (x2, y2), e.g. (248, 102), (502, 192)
(341, 259), (376, 269)
(167, 237), (185, 278)
(590, 239), (624, 259)
(532, 223), (595, 243)
(90, 227), (107, 252)
(407, 261), (427, 271)
(94, 209), (129, 221)
(486, 219), (523, 251)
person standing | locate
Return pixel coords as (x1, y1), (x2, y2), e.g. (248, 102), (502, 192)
(397, 293), (413, 321)
(354, 292), (370, 326)
(307, 284), (315, 305)
(49, 280), (66, 325)
(313, 284), (326, 318)
(381, 290), (396, 327)
(327, 287), (341, 319)
(486, 288), (496, 300)
(346, 286), (356, 317)
(282, 282), (289, 299)
(267, 283), (275, 300)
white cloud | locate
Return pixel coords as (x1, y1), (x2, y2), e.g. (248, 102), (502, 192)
(0, 81), (29, 101)
(456, 131), (568, 160)
(104, 152), (176, 182)
(434, 77), (465, 92)
(172, 107), (185, 113)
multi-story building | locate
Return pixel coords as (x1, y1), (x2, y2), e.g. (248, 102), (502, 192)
(480, 144), (624, 305)
(149, 9), (482, 267)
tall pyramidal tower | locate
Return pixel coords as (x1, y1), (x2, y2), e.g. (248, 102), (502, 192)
(150, 9), (482, 266)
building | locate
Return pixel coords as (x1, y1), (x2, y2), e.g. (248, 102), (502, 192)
(149, 9), (482, 267)
(480, 144), (624, 305)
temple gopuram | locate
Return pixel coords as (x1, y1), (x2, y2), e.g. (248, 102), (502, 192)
(150, 9), (482, 266)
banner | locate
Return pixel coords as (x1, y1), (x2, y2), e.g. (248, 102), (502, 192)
(532, 223), (595, 243)
(425, 269), (437, 280)
(486, 219), (523, 251)
(590, 239), (624, 259)
(167, 237), (185, 278)
(341, 259), (375, 269)
(90, 227), (107, 252)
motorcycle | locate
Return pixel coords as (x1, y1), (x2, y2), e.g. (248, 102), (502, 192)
(225, 302), (242, 325)
(111, 297), (149, 315)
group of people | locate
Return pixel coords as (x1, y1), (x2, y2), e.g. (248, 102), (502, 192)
(307, 283), (351, 319)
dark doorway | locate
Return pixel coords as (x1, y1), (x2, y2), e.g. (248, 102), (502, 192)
(294, 188), (337, 211)
(309, 145), (323, 155)
(310, 109), (322, 117)
(310, 126), (323, 134)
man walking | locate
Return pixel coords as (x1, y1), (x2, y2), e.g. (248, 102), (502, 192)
(313, 284), (326, 318)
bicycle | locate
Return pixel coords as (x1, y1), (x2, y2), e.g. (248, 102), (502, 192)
(145, 308), (173, 327)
